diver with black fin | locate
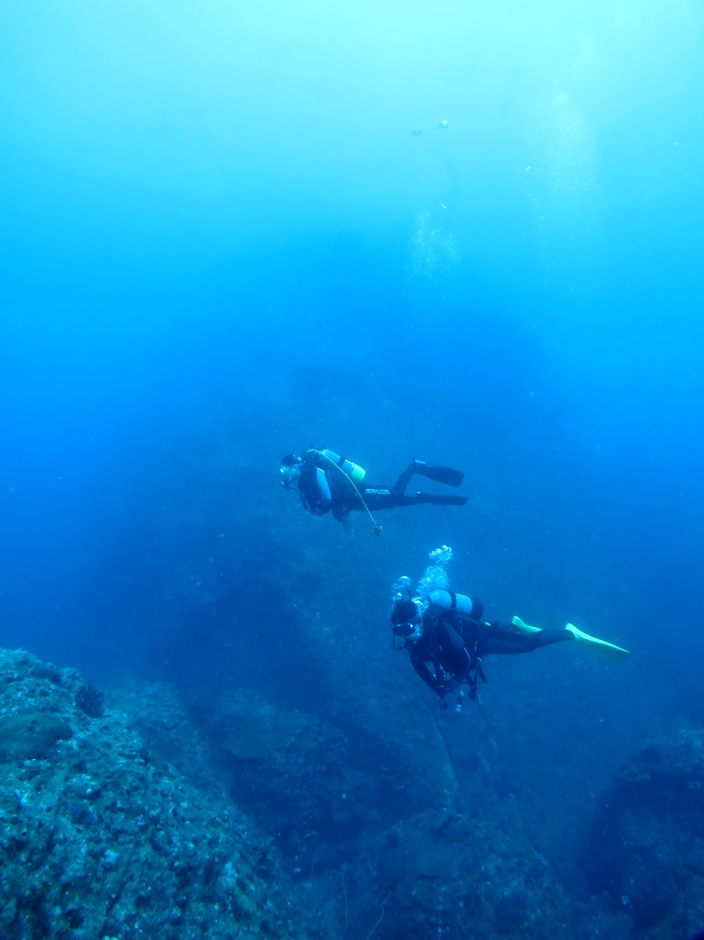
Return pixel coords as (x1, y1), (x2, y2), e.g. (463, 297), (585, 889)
(390, 547), (630, 708)
(280, 449), (467, 534)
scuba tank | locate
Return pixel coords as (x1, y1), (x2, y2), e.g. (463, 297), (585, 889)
(320, 449), (366, 484)
(428, 589), (475, 617)
(316, 467), (332, 502)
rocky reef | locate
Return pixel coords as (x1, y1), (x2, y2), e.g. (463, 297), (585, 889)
(8, 639), (704, 940)
(0, 648), (291, 940)
(360, 803), (571, 940)
(112, 678), (585, 939)
(584, 726), (704, 938)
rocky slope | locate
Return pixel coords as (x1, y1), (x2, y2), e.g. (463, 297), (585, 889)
(0, 648), (290, 940)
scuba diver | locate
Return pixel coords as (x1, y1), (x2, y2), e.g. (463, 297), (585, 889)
(280, 449), (467, 534)
(391, 547), (630, 709)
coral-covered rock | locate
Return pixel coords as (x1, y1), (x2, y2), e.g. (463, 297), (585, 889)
(0, 648), (291, 940)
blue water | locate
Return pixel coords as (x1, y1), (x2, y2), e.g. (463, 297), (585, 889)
(1, 0), (703, 916)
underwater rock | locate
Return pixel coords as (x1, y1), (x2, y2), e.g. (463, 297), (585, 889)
(369, 807), (571, 939)
(212, 689), (377, 863)
(113, 680), (227, 797)
(0, 647), (292, 940)
(584, 726), (704, 935)
(0, 711), (73, 761)
(494, 890), (527, 934)
(221, 695), (305, 760)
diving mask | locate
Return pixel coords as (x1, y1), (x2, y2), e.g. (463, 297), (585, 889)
(280, 454), (302, 489)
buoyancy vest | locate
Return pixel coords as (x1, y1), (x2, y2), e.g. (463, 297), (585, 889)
(425, 592), (487, 696)
(300, 450), (361, 510)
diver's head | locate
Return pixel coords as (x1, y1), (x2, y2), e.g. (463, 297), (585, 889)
(280, 454), (302, 489)
(391, 598), (423, 645)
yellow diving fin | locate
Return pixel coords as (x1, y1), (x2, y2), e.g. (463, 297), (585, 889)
(512, 615), (543, 634)
(564, 623), (630, 663)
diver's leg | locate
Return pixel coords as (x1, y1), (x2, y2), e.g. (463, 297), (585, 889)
(390, 461), (464, 494)
(523, 629), (574, 651)
(389, 459), (466, 497)
(514, 616), (629, 662)
(390, 464), (416, 495)
(355, 490), (403, 511)
(358, 492), (468, 511)
(408, 493), (468, 507)
(483, 626), (572, 655)
(411, 462), (464, 487)
(346, 488), (468, 513)
(351, 482), (418, 511)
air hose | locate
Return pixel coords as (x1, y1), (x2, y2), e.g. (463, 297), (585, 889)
(309, 449), (382, 536)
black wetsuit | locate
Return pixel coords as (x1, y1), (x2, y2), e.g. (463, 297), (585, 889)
(297, 453), (467, 522)
(409, 608), (571, 699)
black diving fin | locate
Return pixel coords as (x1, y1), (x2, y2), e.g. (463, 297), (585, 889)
(413, 461), (464, 487)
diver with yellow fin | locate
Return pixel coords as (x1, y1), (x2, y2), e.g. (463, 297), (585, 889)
(512, 616), (630, 663)
(280, 449), (467, 534)
(390, 547), (629, 708)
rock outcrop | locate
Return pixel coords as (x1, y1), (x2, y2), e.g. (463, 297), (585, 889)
(584, 726), (704, 937)
(0, 648), (290, 940)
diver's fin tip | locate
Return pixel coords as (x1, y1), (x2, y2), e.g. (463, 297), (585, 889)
(565, 623), (630, 663)
(414, 464), (464, 487)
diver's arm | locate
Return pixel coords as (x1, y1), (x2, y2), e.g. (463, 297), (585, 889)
(409, 647), (445, 696)
(332, 502), (351, 521)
